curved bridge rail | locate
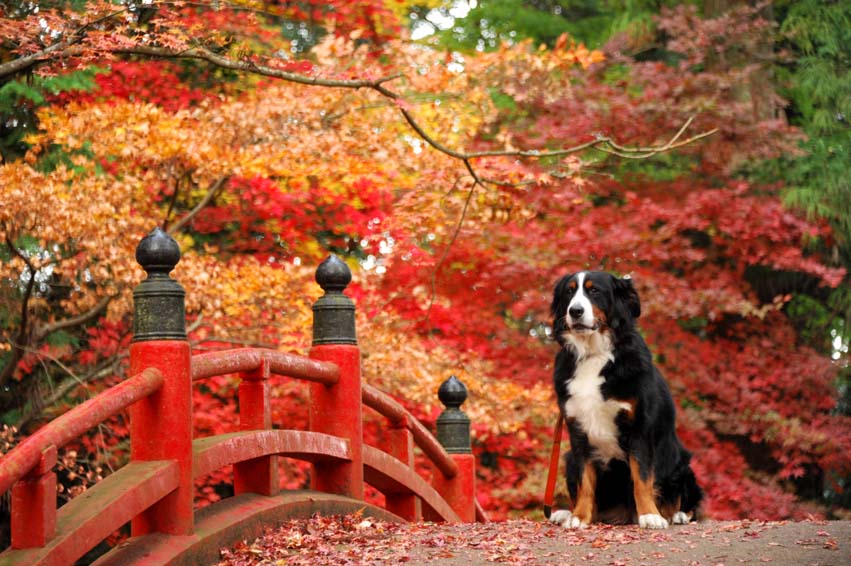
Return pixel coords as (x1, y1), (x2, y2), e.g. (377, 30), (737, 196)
(0, 227), (486, 566)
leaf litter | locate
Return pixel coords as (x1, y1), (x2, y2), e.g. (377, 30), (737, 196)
(217, 514), (849, 566)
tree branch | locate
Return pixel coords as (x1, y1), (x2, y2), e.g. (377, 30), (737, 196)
(117, 45), (716, 184)
(167, 176), (230, 235)
(34, 293), (115, 342)
(422, 177), (478, 327)
(15, 354), (126, 429)
(593, 116), (719, 159)
(0, 39), (80, 81)
(117, 45), (405, 90)
(0, 7), (127, 81)
(0, 236), (38, 388)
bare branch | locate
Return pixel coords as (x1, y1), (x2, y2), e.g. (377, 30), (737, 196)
(0, 39), (80, 81)
(116, 45), (715, 183)
(594, 125), (719, 159)
(15, 354), (126, 429)
(34, 293), (115, 341)
(0, 7), (127, 81)
(167, 175), (230, 235)
(422, 177), (478, 326)
(117, 45), (404, 90)
(186, 314), (205, 335)
(0, 236), (38, 388)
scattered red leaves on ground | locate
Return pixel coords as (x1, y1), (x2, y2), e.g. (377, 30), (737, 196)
(216, 514), (849, 566)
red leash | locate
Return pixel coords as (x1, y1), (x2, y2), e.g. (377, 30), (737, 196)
(543, 413), (566, 519)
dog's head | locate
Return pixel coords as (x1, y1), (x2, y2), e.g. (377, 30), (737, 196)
(550, 271), (640, 347)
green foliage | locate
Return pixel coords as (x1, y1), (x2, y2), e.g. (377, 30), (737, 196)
(488, 87), (517, 111)
(782, 138), (851, 242)
(0, 68), (105, 162)
(429, 0), (682, 51)
(0, 69), (104, 108)
(35, 141), (98, 175)
(786, 294), (837, 352)
(611, 151), (700, 183)
(769, 0), (851, 350)
(45, 330), (79, 348)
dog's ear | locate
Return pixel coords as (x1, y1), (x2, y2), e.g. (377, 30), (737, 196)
(550, 274), (573, 317)
(550, 274), (574, 343)
(610, 275), (641, 328)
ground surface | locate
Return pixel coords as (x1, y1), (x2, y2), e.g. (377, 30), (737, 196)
(216, 514), (850, 565)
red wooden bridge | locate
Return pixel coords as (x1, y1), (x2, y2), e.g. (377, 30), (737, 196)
(0, 227), (486, 566)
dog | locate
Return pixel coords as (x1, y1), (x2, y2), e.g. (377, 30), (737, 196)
(547, 271), (702, 530)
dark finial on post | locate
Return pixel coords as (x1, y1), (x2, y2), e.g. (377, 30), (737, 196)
(132, 227), (186, 342)
(312, 255), (356, 345)
(436, 375), (471, 454)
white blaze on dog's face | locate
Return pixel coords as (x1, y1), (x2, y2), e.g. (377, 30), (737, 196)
(566, 272), (598, 333)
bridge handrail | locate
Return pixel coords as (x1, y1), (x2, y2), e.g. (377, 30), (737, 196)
(362, 383), (459, 479)
(191, 348), (339, 384)
(0, 367), (163, 495)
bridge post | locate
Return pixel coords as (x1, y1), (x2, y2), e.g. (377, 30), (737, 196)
(385, 421), (422, 521)
(128, 227), (194, 535)
(10, 445), (57, 548)
(234, 358), (279, 495)
(308, 255), (363, 500)
(432, 375), (476, 522)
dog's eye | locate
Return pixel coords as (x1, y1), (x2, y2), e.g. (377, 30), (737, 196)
(588, 287), (599, 295)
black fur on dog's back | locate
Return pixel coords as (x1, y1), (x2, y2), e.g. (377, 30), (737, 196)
(551, 271), (702, 525)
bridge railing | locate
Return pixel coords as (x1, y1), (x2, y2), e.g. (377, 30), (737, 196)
(0, 227), (485, 566)
(0, 368), (165, 548)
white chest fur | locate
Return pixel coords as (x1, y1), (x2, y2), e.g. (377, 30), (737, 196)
(563, 353), (631, 464)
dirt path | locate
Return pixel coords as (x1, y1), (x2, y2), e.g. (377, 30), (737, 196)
(217, 515), (850, 565)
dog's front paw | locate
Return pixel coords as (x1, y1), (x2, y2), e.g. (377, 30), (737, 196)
(638, 514), (669, 529)
(548, 509), (589, 529)
(671, 511), (691, 525)
(548, 509), (573, 527)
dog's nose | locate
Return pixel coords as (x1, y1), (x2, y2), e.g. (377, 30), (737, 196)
(569, 305), (584, 319)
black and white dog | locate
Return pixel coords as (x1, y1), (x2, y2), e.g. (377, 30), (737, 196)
(548, 271), (702, 529)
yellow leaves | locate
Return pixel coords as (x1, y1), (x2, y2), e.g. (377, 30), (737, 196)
(552, 43), (605, 71)
(359, 317), (553, 436)
(179, 253), (317, 350)
(0, 162), (151, 323)
(33, 102), (230, 183)
(551, 33), (605, 70)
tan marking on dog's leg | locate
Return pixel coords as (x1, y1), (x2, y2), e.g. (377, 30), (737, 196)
(571, 461), (597, 527)
(629, 456), (668, 529)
